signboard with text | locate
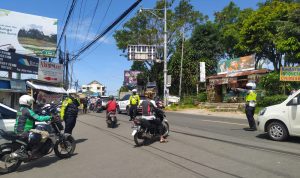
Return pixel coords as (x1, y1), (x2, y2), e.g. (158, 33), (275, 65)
(38, 61), (63, 83)
(280, 67), (300, 81)
(0, 8), (57, 57)
(217, 55), (255, 75)
(0, 49), (39, 74)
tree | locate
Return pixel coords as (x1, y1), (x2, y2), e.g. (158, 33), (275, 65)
(236, 0), (300, 71)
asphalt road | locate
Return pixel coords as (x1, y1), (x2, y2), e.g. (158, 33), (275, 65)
(2, 111), (300, 178)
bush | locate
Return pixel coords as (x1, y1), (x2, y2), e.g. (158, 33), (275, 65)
(257, 95), (288, 107)
(197, 92), (207, 102)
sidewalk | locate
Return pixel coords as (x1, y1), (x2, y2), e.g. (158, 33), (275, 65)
(166, 108), (250, 120)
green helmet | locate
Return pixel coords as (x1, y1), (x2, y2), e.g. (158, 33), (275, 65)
(109, 95), (114, 100)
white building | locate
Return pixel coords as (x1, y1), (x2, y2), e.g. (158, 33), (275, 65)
(81, 80), (106, 96)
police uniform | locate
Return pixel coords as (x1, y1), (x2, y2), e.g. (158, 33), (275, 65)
(129, 94), (140, 120)
(60, 96), (80, 134)
(245, 90), (257, 130)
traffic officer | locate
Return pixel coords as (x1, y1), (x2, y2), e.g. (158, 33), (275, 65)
(234, 82), (257, 131)
(60, 89), (80, 134)
(129, 89), (140, 121)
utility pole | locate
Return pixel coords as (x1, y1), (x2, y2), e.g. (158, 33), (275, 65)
(65, 52), (69, 90)
(179, 28), (184, 98)
(63, 35), (67, 88)
(163, 0), (168, 106)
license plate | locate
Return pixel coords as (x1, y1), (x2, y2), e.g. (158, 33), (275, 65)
(131, 129), (137, 136)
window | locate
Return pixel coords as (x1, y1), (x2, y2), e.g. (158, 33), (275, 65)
(123, 94), (130, 100)
(97, 87), (101, 90)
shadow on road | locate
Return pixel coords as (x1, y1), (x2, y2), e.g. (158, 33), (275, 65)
(75, 138), (88, 144)
(256, 133), (300, 143)
(16, 155), (59, 172)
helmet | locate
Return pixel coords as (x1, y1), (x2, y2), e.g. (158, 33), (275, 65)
(145, 91), (154, 99)
(109, 95), (114, 100)
(19, 95), (35, 106)
(132, 89), (137, 94)
(246, 82), (256, 90)
(28, 132), (42, 146)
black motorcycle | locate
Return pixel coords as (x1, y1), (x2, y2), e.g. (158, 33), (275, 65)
(106, 112), (118, 128)
(0, 103), (76, 174)
(131, 108), (169, 146)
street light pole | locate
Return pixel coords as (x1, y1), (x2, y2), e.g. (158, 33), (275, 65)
(163, 0), (168, 106)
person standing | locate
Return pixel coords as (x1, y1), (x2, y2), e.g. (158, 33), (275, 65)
(82, 97), (88, 114)
(60, 91), (80, 134)
(129, 89), (140, 121)
(234, 82), (257, 131)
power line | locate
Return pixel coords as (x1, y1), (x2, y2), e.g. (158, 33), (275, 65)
(71, 0), (142, 61)
(72, 0), (84, 51)
(56, 0), (77, 51)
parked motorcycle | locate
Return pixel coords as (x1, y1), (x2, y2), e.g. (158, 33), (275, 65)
(131, 108), (169, 146)
(106, 112), (118, 128)
(0, 103), (76, 174)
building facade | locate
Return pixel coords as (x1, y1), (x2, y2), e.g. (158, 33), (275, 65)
(81, 80), (106, 96)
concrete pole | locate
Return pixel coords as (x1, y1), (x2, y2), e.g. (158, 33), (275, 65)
(163, 0), (168, 106)
(179, 28), (184, 98)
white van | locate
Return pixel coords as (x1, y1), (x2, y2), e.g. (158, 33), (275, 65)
(257, 90), (300, 141)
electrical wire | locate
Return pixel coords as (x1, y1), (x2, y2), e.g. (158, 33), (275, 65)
(72, 0), (84, 51)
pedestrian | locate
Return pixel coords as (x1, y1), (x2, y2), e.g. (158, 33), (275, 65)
(60, 90), (80, 134)
(82, 97), (88, 114)
(129, 89), (140, 121)
(233, 82), (257, 131)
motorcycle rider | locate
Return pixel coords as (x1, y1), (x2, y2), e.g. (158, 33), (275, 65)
(106, 95), (117, 118)
(140, 91), (167, 143)
(60, 90), (80, 134)
(233, 82), (257, 131)
(129, 89), (140, 121)
(14, 95), (52, 158)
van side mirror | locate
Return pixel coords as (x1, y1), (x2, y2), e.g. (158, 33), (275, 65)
(292, 97), (298, 105)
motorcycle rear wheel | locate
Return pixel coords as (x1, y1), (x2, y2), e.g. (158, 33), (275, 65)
(134, 131), (146, 146)
(162, 122), (169, 138)
(0, 145), (22, 174)
(54, 135), (76, 159)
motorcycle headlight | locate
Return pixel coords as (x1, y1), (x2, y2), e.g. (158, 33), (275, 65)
(259, 108), (267, 116)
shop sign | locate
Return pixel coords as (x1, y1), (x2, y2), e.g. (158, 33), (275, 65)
(280, 67), (300, 81)
(209, 78), (237, 85)
(0, 50), (39, 74)
(38, 61), (63, 83)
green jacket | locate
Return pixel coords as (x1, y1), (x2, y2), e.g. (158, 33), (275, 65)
(15, 106), (51, 134)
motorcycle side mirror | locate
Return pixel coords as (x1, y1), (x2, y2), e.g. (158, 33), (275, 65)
(42, 110), (46, 115)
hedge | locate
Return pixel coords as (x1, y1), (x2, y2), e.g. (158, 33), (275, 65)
(257, 95), (288, 107)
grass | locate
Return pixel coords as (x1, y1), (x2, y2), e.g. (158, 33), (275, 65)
(165, 104), (199, 111)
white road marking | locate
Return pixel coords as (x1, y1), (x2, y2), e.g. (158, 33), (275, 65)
(198, 119), (248, 126)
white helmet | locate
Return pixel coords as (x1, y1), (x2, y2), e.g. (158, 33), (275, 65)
(246, 82), (256, 90)
(19, 95), (35, 106)
(132, 89), (137, 93)
(67, 89), (76, 95)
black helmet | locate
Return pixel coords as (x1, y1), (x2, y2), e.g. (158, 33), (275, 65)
(109, 95), (114, 100)
(28, 132), (42, 146)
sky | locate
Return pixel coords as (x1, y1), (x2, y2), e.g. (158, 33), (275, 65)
(0, 0), (264, 95)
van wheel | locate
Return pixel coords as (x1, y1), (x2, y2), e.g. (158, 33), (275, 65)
(117, 106), (121, 114)
(267, 121), (288, 141)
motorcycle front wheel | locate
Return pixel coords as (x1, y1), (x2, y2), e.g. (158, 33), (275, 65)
(0, 144), (22, 174)
(134, 131), (146, 146)
(54, 135), (76, 158)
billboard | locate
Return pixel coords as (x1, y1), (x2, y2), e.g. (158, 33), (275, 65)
(0, 9), (57, 57)
(0, 49), (39, 74)
(38, 61), (63, 83)
(280, 67), (300, 81)
(217, 55), (255, 75)
(200, 62), (206, 82)
(127, 45), (158, 61)
(124, 70), (142, 86)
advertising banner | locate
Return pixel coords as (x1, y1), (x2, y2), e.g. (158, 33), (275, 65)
(124, 70), (142, 86)
(38, 61), (63, 83)
(280, 67), (300, 81)
(0, 9), (57, 57)
(0, 49), (39, 74)
(36, 90), (62, 105)
(217, 55), (255, 75)
(200, 62), (206, 82)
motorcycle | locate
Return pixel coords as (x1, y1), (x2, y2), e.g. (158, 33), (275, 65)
(0, 103), (76, 174)
(95, 102), (103, 113)
(106, 112), (118, 128)
(131, 108), (169, 146)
